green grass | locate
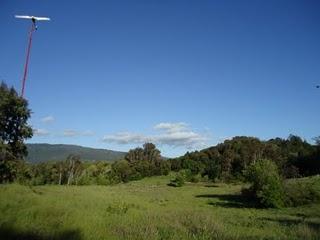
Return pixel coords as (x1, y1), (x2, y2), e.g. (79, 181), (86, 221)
(0, 175), (320, 240)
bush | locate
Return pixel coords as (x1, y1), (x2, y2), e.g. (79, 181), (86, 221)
(168, 171), (185, 187)
(244, 159), (284, 208)
(284, 176), (320, 207)
(190, 174), (201, 183)
(169, 169), (204, 187)
(179, 169), (193, 182)
(111, 160), (133, 183)
(159, 161), (171, 175)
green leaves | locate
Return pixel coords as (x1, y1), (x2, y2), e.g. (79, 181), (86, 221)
(0, 82), (33, 182)
(0, 82), (32, 159)
(244, 159), (284, 208)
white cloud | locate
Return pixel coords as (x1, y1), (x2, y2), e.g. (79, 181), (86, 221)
(33, 128), (50, 136)
(103, 122), (209, 149)
(103, 132), (149, 144)
(157, 130), (207, 148)
(41, 116), (54, 123)
(154, 122), (188, 133)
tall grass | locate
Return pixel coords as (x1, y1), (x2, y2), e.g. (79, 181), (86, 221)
(0, 175), (320, 239)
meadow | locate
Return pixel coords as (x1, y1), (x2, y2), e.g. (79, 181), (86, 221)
(0, 175), (320, 240)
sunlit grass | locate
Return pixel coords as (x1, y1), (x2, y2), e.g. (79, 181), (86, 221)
(0, 175), (319, 239)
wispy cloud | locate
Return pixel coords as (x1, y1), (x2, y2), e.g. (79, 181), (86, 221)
(154, 122), (188, 133)
(63, 129), (78, 137)
(103, 132), (149, 144)
(33, 128), (50, 136)
(103, 122), (209, 149)
(40, 116), (54, 123)
(82, 130), (95, 136)
(62, 129), (95, 137)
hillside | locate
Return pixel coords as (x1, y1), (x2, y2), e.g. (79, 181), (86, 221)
(26, 143), (126, 163)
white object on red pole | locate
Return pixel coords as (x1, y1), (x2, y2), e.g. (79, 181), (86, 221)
(15, 15), (50, 21)
(15, 15), (50, 97)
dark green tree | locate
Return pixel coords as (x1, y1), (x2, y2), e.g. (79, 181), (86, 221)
(0, 82), (33, 182)
(143, 143), (161, 162)
(112, 143), (168, 182)
(111, 160), (132, 182)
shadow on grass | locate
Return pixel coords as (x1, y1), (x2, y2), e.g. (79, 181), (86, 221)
(260, 217), (320, 232)
(204, 184), (220, 188)
(0, 226), (82, 240)
(195, 194), (258, 208)
(295, 212), (320, 219)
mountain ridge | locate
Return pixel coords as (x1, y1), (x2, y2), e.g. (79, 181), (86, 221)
(26, 143), (126, 163)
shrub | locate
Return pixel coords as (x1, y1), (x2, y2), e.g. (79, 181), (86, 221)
(284, 176), (320, 207)
(159, 160), (171, 175)
(111, 160), (133, 183)
(179, 169), (193, 182)
(244, 159), (284, 208)
(77, 174), (93, 185)
(190, 174), (201, 183)
(168, 171), (185, 187)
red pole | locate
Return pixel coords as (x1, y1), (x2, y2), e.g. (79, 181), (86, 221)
(21, 21), (36, 97)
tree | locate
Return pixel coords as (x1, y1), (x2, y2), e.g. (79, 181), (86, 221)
(143, 143), (161, 163)
(170, 135), (319, 180)
(113, 143), (167, 181)
(244, 159), (284, 208)
(0, 82), (33, 182)
(66, 154), (82, 185)
(205, 158), (221, 180)
(125, 147), (144, 164)
(111, 160), (132, 182)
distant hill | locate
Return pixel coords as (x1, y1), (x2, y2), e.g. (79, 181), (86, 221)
(26, 143), (126, 163)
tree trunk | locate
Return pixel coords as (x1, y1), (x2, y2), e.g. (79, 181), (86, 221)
(67, 159), (75, 185)
(59, 172), (62, 185)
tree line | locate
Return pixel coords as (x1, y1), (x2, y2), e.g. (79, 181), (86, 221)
(10, 143), (170, 186)
(169, 135), (320, 181)
(4, 135), (319, 186)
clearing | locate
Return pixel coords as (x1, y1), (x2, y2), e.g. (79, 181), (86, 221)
(0, 175), (319, 240)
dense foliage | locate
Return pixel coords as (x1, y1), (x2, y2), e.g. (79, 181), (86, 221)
(118, 143), (171, 181)
(244, 159), (284, 208)
(0, 83), (33, 183)
(170, 135), (320, 181)
(284, 176), (320, 207)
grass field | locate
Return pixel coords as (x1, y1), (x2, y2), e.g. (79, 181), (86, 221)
(0, 175), (320, 240)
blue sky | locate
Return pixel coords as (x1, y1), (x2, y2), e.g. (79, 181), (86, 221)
(0, 0), (319, 157)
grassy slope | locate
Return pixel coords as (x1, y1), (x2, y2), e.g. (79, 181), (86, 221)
(0, 175), (319, 240)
